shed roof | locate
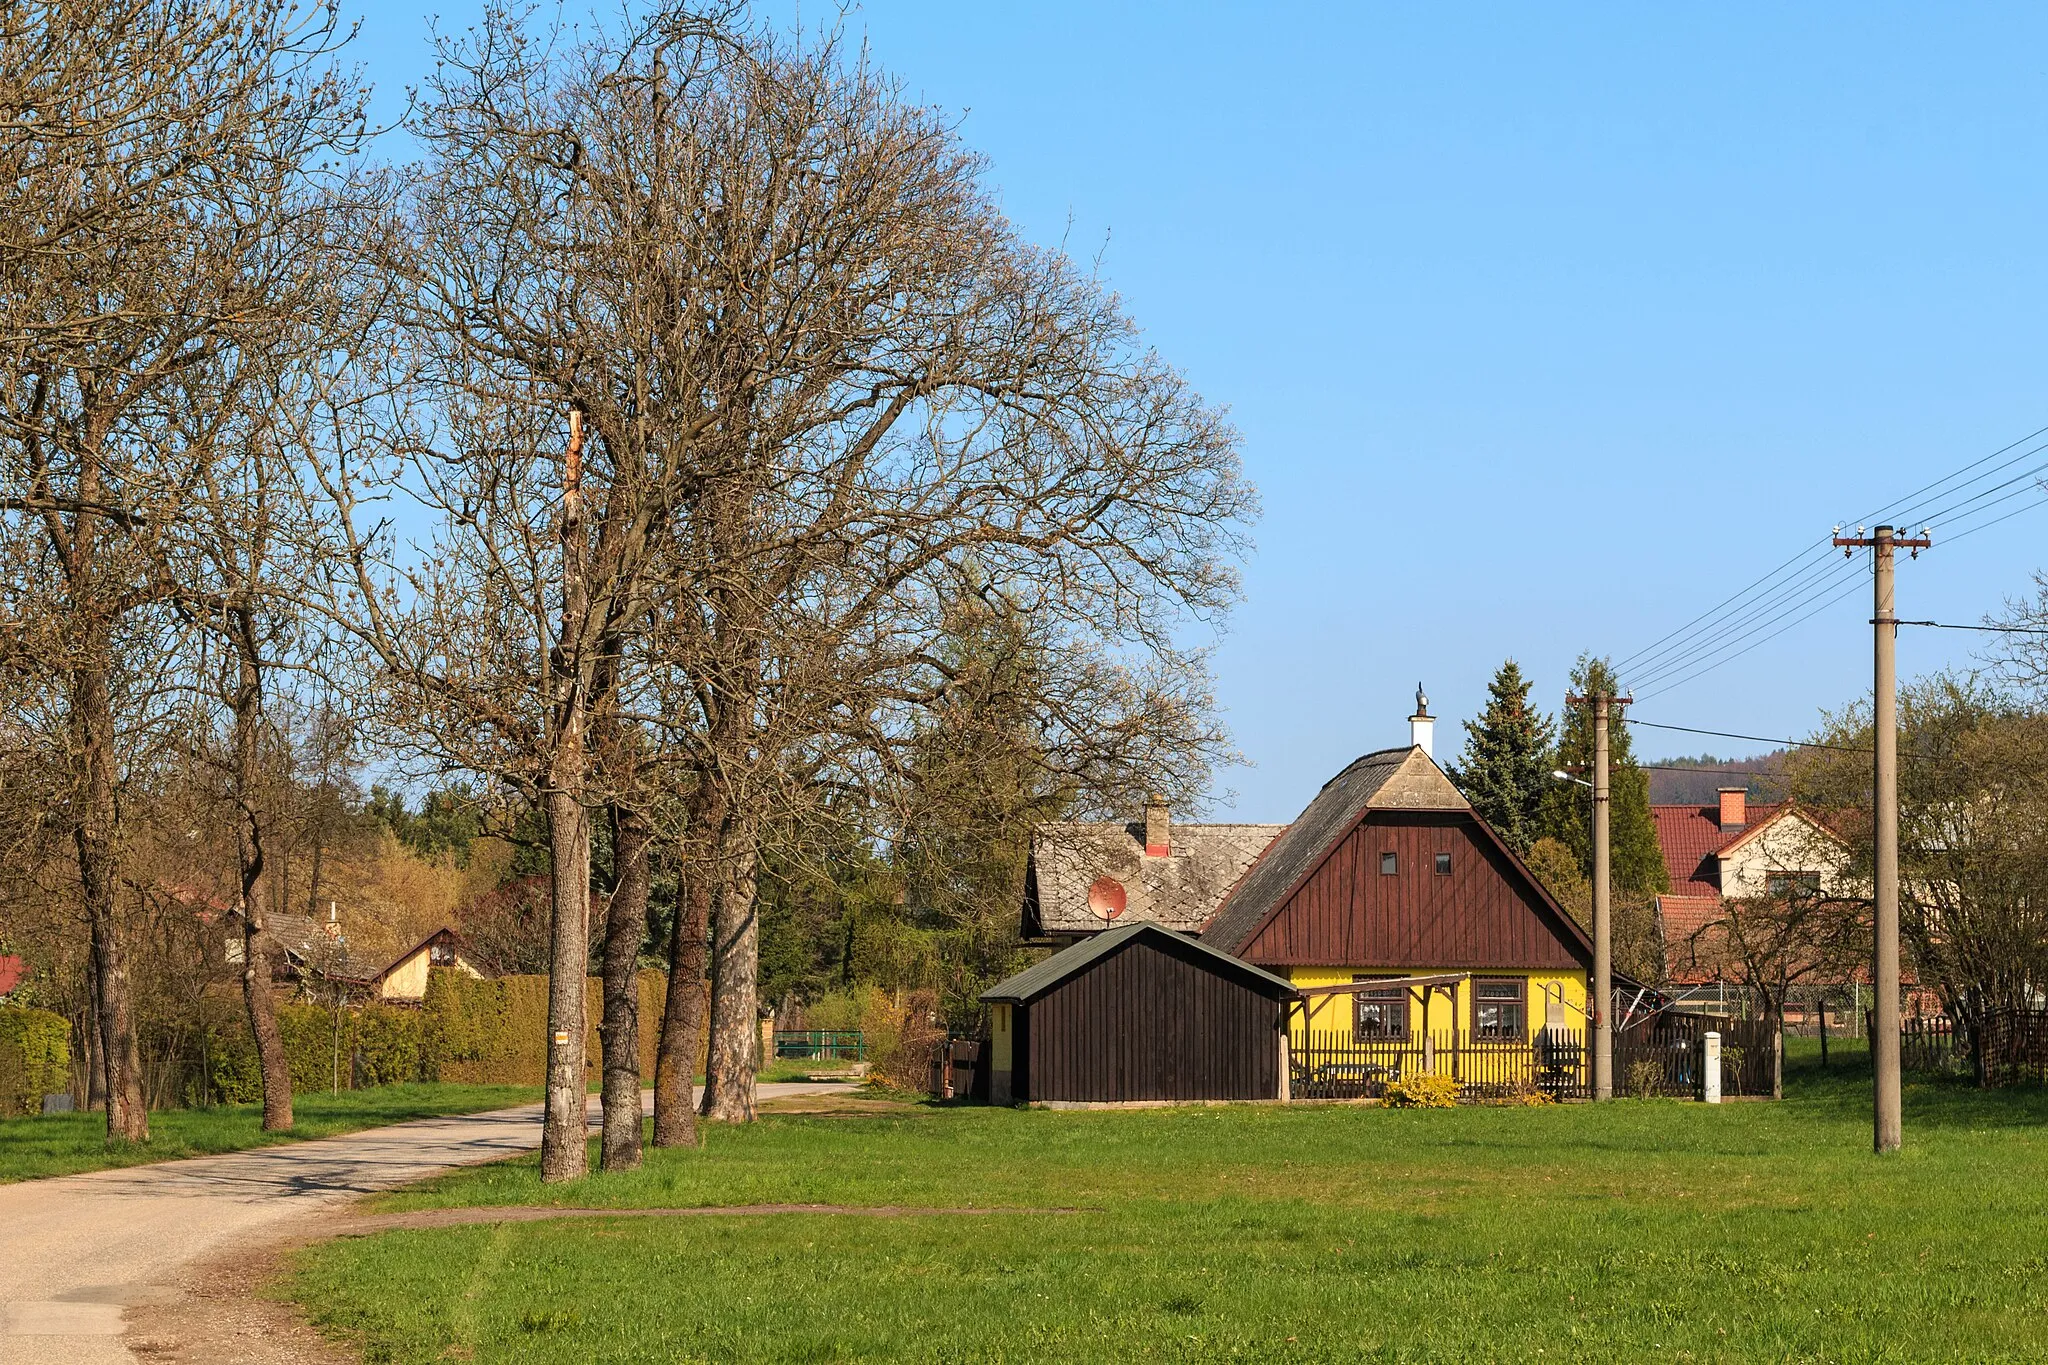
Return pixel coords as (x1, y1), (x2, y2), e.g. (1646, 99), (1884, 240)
(1026, 820), (1286, 935)
(980, 920), (1297, 1004)
(1199, 746), (1468, 953)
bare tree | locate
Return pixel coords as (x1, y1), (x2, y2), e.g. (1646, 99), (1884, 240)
(1790, 674), (2048, 1080)
(0, 0), (368, 1141)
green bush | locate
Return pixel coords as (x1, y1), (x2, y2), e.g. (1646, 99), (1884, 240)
(0, 1006), (70, 1116)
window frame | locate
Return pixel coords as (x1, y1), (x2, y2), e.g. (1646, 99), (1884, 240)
(1434, 851), (1452, 876)
(1379, 850), (1398, 876)
(1352, 974), (1410, 1043)
(1471, 977), (1527, 1042)
(1764, 870), (1822, 899)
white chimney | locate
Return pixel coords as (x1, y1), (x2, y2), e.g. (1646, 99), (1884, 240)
(1409, 682), (1434, 759)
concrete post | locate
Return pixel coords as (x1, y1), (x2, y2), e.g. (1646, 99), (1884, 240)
(1592, 697), (1613, 1102)
(1702, 1031), (1722, 1104)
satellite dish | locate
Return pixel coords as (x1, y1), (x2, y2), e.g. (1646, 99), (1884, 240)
(1087, 877), (1127, 921)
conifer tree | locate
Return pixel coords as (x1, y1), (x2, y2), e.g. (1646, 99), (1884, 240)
(1536, 654), (1671, 896)
(1448, 659), (1554, 852)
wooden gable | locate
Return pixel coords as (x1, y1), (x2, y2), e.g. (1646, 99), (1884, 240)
(1237, 809), (1592, 971)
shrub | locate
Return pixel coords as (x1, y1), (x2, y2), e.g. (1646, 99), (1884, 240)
(1381, 1072), (1460, 1108)
(0, 1006), (71, 1116)
(1490, 1080), (1557, 1107)
(1627, 1059), (1664, 1099)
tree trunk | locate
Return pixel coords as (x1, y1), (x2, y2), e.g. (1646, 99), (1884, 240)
(540, 783), (591, 1181)
(653, 783), (721, 1148)
(1769, 997), (1785, 1101)
(701, 836), (759, 1123)
(73, 649), (147, 1143)
(598, 801), (650, 1170)
(231, 613), (293, 1131)
(84, 960), (106, 1111)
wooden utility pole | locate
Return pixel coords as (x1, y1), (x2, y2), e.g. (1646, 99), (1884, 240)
(1833, 522), (1929, 1155)
(1566, 689), (1629, 1101)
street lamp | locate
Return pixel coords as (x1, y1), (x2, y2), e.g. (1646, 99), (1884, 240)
(1552, 769), (1591, 788)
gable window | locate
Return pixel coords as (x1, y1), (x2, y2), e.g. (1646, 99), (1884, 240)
(1353, 975), (1409, 1041)
(429, 943), (457, 967)
(1472, 978), (1526, 1041)
(1380, 851), (1398, 876)
(1435, 852), (1452, 875)
(1765, 871), (1821, 899)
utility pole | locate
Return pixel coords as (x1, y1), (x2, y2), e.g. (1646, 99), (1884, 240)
(1833, 522), (1929, 1155)
(1566, 688), (1630, 1101)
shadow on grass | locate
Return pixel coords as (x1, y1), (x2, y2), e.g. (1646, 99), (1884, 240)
(1782, 1033), (2048, 1130)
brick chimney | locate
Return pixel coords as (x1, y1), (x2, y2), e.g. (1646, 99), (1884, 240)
(1717, 787), (1747, 832)
(1144, 794), (1170, 857)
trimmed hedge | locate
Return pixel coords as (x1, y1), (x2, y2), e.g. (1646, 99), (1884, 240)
(207, 971), (686, 1098)
(423, 970), (679, 1086)
(0, 1006), (71, 1116)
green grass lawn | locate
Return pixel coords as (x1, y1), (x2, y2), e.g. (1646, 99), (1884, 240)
(0, 1082), (539, 1183)
(292, 1044), (2048, 1364)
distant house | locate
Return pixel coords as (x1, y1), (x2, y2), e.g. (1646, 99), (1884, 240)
(227, 907), (484, 1004)
(0, 954), (22, 1000)
(1650, 788), (1853, 1013)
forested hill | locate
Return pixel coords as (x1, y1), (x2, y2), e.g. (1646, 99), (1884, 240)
(1645, 752), (1790, 804)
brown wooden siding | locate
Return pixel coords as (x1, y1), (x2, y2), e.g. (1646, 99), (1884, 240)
(1022, 935), (1285, 1102)
(1241, 811), (1587, 970)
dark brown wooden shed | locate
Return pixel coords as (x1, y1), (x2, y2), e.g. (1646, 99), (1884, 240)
(979, 921), (1297, 1105)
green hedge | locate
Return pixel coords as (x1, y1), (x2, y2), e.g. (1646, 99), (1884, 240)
(0, 1006), (71, 1116)
(204, 971), (681, 1098)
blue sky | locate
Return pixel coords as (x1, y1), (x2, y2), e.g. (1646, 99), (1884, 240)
(350, 3), (2048, 821)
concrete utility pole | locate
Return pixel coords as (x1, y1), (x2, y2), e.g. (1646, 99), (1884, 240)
(1565, 689), (1629, 1101)
(1833, 522), (1929, 1155)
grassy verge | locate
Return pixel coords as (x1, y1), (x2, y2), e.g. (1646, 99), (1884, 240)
(292, 1043), (2048, 1363)
(0, 1083), (539, 1183)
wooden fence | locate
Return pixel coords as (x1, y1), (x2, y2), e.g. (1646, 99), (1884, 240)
(1293, 1027), (1589, 1101)
(1292, 1011), (1774, 1102)
(1614, 1012), (1774, 1098)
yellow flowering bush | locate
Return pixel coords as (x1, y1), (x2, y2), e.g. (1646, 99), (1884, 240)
(1380, 1072), (1460, 1108)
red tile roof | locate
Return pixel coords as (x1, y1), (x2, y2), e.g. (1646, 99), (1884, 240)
(1649, 802), (1786, 896)
(1654, 895), (1729, 985)
(0, 955), (22, 997)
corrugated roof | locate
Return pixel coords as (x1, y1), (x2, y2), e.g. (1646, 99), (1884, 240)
(1027, 821), (1287, 935)
(1200, 746), (1468, 954)
(980, 920), (1296, 1004)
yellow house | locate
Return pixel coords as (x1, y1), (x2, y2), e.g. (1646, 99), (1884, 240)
(1197, 722), (1599, 1096)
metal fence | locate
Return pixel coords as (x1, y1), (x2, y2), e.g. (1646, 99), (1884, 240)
(1896, 1010), (2048, 1087)
(771, 1029), (866, 1061)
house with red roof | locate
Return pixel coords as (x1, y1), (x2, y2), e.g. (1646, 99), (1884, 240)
(1650, 787), (1852, 1012)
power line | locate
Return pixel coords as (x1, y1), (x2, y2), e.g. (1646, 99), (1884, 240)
(1624, 716), (1871, 755)
(1632, 569), (1868, 700)
(1614, 422), (2048, 698)
(1897, 619), (2048, 635)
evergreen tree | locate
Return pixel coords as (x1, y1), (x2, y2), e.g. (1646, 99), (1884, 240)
(1535, 654), (1671, 897)
(1447, 659), (1554, 852)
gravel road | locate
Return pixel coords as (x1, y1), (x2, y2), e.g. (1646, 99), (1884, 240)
(0, 1084), (845, 1365)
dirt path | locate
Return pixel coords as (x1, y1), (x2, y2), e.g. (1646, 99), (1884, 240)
(0, 1084), (845, 1365)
